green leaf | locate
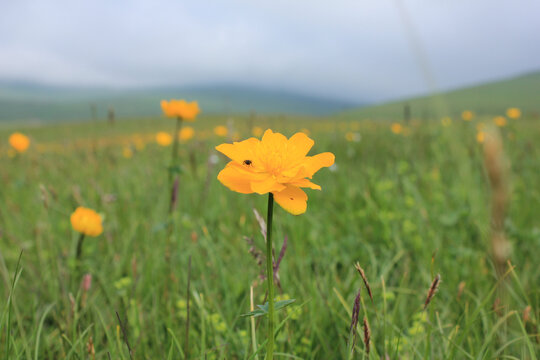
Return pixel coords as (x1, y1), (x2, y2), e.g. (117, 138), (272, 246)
(241, 299), (296, 318)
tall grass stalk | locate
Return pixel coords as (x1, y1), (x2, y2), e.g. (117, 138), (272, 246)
(6, 250), (23, 360)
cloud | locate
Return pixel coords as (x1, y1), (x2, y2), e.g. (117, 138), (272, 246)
(1, 0), (539, 102)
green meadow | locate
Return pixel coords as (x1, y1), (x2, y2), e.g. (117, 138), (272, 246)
(1, 103), (539, 358)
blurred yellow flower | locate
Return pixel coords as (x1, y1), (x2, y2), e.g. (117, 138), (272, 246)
(441, 117), (452, 127)
(179, 126), (195, 141)
(300, 128), (311, 135)
(506, 107), (521, 119)
(214, 125), (228, 137)
(156, 132), (173, 146)
(216, 129), (335, 215)
(9, 132), (30, 153)
(122, 147), (133, 158)
(160, 99), (200, 121)
(461, 110), (474, 121)
(345, 132), (361, 142)
(70, 207), (103, 237)
(493, 116), (507, 127)
(476, 131), (485, 143)
(252, 126), (264, 137)
(390, 123), (403, 134)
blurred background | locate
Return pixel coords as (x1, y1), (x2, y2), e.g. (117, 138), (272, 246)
(1, 0), (540, 122)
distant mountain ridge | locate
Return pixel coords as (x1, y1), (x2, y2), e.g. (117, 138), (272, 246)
(0, 81), (357, 122)
(339, 71), (540, 120)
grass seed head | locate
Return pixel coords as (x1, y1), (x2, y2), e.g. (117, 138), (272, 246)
(350, 288), (361, 333)
(354, 262), (373, 302)
(363, 316), (371, 355)
(523, 305), (531, 323)
(424, 274), (441, 310)
(457, 281), (466, 301)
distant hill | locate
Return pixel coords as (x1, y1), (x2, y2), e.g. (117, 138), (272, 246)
(339, 71), (540, 120)
(0, 81), (356, 122)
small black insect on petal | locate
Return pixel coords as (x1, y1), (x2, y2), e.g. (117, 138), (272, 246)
(243, 160), (252, 166)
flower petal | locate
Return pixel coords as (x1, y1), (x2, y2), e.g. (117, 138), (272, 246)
(290, 178), (321, 190)
(216, 162), (260, 194)
(262, 129), (288, 148)
(304, 152), (335, 177)
(287, 132), (314, 162)
(251, 177), (286, 194)
(273, 185), (308, 215)
(215, 138), (259, 164)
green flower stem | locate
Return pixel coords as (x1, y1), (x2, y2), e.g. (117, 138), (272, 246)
(75, 233), (85, 262)
(265, 193), (275, 359)
(169, 117), (183, 186)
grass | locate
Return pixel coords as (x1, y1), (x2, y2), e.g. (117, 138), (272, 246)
(339, 71), (540, 120)
(0, 112), (539, 359)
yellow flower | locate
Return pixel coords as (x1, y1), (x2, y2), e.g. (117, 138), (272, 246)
(179, 126), (195, 141)
(506, 107), (521, 119)
(9, 132), (30, 153)
(390, 123), (403, 134)
(300, 128), (310, 135)
(70, 207), (103, 237)
(216, 129), (335, 215)
(160, 99), (200, 121)
(461, 110), (474, 121)
(476, 131), (485, 143)
(252, 126), (264, 137)
(122, 147), (133, 158)
(493, 116), (507, 127)
(214, 125), (228, 137)
(345, 132), (360, 142)
(156, 132), (173, 146)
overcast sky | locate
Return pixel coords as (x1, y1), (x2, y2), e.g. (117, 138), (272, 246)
(1, 0), (539, 102)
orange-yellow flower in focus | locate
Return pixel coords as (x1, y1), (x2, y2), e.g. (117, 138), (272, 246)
(506, 107), (521, 119)
(70, 207), (103, 237)
(461, 110), (474, 121)
(493, 116), (507, 127)
(214, 125), (228, 137)
(9, 132), (30, 153)
(390, 123), (403, 134)
(216, 129), (335, 215)
(179, 126), (195, 141)
(160, 99), (200, 121)
(156, 132), (173, 146)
